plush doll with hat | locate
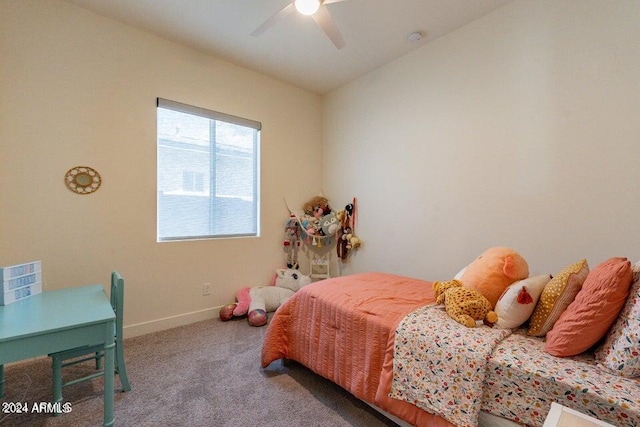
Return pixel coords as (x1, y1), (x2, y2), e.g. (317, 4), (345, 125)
(219, 269), (311, 326)
(433, 279), (498, 328)
(459, 247), (529, 308)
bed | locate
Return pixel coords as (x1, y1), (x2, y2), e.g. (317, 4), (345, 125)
(261, 272), (640, 427)
(261, 272), (485, 426)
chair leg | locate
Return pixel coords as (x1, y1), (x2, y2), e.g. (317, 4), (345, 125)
(115, 344), (130, 392)
(51, 355), (63, 416)
(95, 351), (102, 370)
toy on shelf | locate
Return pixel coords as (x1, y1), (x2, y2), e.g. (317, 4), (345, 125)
(219, 268), (311, 326)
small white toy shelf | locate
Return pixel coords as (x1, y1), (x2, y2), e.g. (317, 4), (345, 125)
(309, 252), (331, 280)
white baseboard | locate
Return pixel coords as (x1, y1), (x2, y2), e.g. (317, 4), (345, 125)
(123, 306), (221, 338)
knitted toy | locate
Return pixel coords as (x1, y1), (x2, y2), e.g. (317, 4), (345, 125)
(220, 269), (311, 326)
(459, 247), (529, 308)
(433, 279), (498, 328)
(283, 214), (301, 269)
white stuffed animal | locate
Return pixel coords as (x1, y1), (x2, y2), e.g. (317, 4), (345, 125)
(223, 269), (311, 326)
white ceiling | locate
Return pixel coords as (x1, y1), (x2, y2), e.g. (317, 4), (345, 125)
(64, 0), (513, 94)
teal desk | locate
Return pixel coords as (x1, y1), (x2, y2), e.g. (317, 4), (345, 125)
(0, 285), (116, 426)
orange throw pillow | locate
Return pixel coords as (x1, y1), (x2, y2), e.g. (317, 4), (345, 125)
(545, 257), (633, 357)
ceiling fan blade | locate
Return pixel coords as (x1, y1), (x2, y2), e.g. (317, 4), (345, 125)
(251, 2), (296, 37)
(312, 5), (345, 49)
(322, 0), (349, 4)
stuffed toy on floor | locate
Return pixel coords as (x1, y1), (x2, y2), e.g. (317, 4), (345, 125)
(219, 268), (312, 326)
(433, 279), (498, 328)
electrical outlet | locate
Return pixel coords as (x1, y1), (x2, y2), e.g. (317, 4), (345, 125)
(202, 283), (211, 296)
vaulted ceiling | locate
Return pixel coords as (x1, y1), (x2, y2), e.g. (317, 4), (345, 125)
(64, 0), (513, 94)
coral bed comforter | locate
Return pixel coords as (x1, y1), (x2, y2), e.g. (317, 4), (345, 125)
(261, 272), (454, 427)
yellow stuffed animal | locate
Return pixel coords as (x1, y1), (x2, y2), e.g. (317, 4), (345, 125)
(433, 279), (498, 328)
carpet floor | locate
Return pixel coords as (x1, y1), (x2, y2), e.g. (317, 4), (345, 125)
(1, 317), (398, 426)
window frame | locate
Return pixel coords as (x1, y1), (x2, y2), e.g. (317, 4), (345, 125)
(156, 98), (261, 242)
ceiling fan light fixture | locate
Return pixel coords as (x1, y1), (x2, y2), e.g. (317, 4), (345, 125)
(294, 0), (321, 16)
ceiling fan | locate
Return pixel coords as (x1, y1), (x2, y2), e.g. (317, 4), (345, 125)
(251, 0), (348, 49)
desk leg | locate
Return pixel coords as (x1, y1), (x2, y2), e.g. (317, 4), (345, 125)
(103, 321), (115, 427)
(52, 356), (62, 414)
(0, 364), (4, 397)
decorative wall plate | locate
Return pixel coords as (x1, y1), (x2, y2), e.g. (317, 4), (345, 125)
(65, 166), (101, 195)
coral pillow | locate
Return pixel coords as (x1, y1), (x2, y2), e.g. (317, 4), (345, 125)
(545, 257), (633, 357)
(527, 259), (589, 337)
(494, 274), (552, 329)
(595, 260), (640, 377)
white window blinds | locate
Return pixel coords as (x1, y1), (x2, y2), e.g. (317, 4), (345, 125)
(157, 98), (260, 241)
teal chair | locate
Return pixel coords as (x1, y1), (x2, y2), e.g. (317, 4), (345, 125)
(49, 272), (131, 408)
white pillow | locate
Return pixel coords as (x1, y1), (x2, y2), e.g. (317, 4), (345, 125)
(494, 274), (552, 329)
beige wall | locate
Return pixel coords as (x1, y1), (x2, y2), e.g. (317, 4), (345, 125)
(324, 0), (640, 279)
(4, 0), (640, 336)
(0, 0), (322, 336)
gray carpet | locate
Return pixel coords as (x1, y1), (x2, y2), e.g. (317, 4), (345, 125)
(0, 318), (398, 426)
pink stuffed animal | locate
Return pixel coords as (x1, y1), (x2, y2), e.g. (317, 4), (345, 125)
(220, 269), (311, 326)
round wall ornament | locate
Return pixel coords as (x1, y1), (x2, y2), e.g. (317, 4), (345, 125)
(64, 166), (102, 195)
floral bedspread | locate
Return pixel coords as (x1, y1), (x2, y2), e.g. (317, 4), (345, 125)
(482, 329), (640, 427)
(389, 305), (512, 427)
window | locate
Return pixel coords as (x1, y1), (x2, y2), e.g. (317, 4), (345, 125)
(157, 98), (260, 241)
(182, 171), (204, 192)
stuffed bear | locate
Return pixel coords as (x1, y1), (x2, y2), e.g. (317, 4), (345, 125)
(433, 279), (498, 328)
(303, 196), (330, 218)
(220, 269), (312, 326)
(459, 247), (529, 309)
